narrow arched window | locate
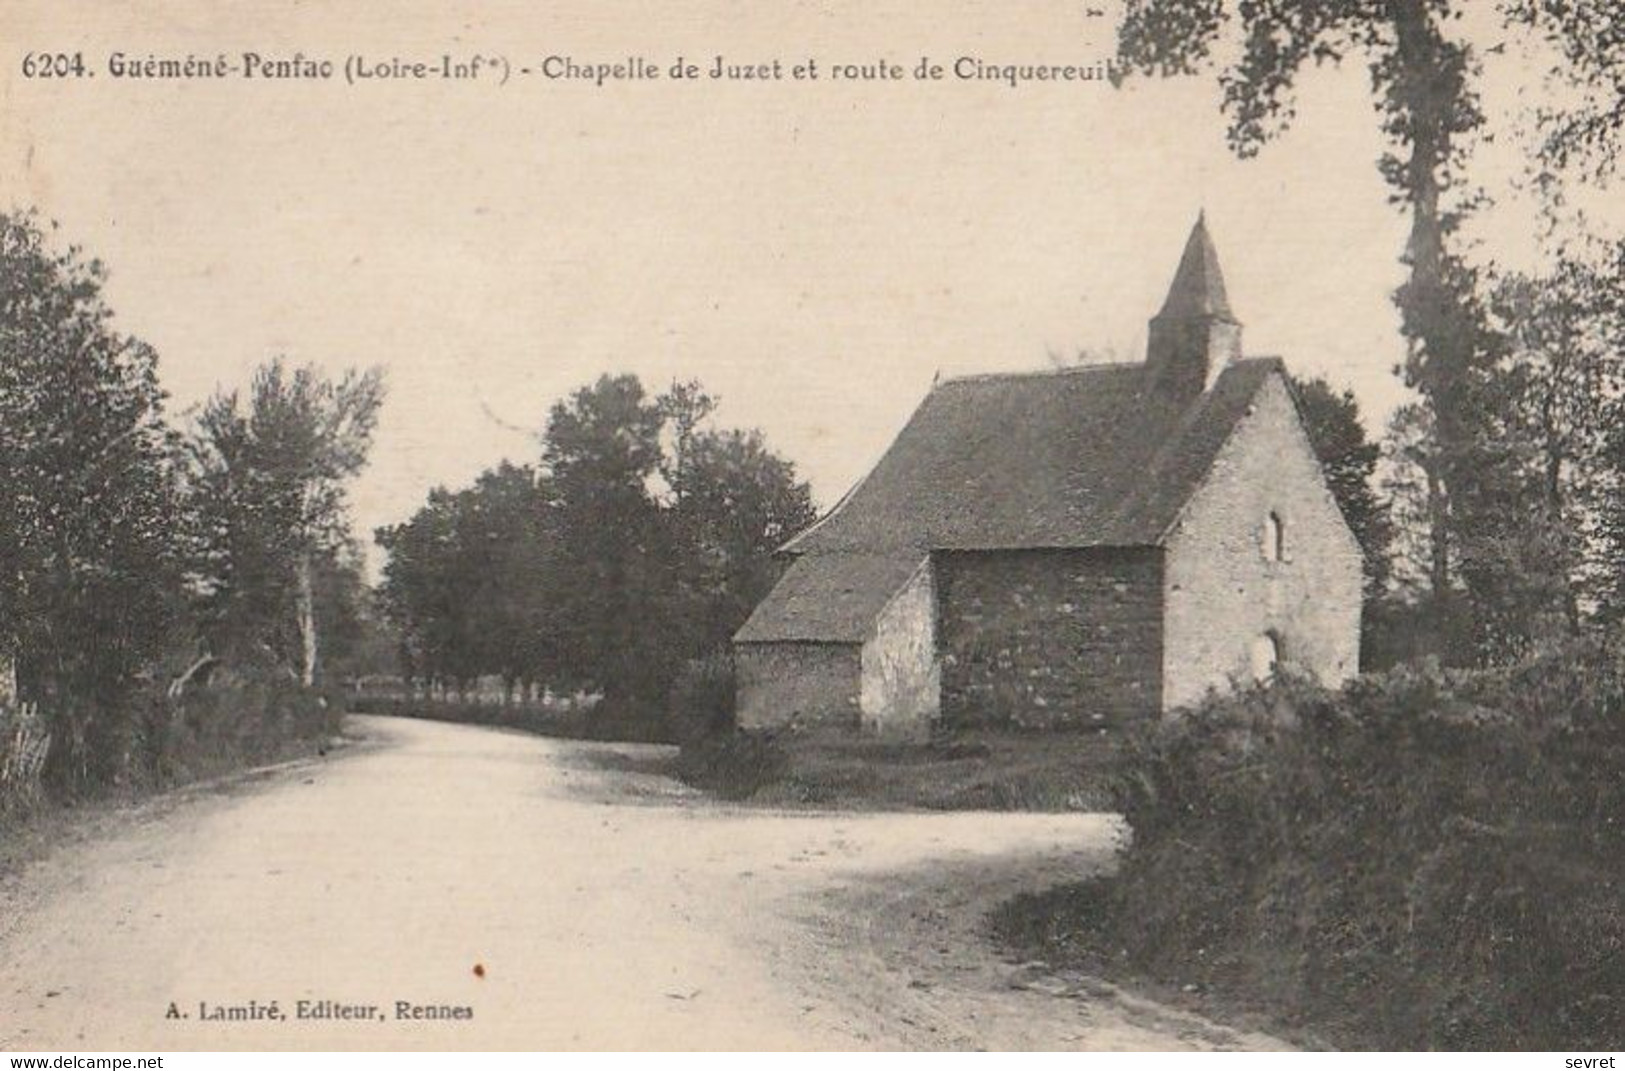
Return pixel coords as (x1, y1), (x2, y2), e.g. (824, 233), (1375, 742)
(1250, 632), (1282, 683)
(1264, 511), (1285, 562)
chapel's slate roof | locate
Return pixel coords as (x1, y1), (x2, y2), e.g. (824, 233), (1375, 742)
(779, 355), (1286, 557)
(1104, 356), (1285, 542)
(739, 214), (1289, 647)
(733, 551), (926, 643)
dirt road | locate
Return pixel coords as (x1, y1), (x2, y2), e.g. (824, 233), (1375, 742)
(0, 716), (1282, 1050)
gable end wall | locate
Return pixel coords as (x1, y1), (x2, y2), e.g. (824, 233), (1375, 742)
(1162, 372), (1363, 708)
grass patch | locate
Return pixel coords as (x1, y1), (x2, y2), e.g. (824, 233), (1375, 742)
(676, 726), (1119, 811)
(991, 878), (1338, 1049)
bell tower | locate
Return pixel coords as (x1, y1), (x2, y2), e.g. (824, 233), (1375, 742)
(1145, 213), (1243, 402)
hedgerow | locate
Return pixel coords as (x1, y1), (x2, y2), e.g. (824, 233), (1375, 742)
(1107, 645), (1625, 1049)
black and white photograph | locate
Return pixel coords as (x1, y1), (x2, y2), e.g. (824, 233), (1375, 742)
(1, 0), (1623, 1057)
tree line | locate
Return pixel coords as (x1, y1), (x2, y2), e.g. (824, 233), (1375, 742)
(0, 210), (383, 789)
(374, 376), (816, 718)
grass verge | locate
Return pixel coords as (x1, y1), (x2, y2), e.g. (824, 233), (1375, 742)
(676, 726), (1120, 811)
(990, 878), (1335, 1050)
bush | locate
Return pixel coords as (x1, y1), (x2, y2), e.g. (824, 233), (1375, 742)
(673, 728), (791, 801)
(0, 701), (51, 816)
(1102, 645), (1625, 1049)
(36, 663), (342, 801)
(139, 667), (341, 789)
(669, 651), (737, 745)
(666, 650), (787, 799)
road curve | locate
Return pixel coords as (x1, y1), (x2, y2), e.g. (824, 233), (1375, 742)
(0, 715), (1279, 1050)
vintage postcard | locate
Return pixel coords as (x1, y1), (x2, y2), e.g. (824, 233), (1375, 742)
(2, 0), (1622, 1055)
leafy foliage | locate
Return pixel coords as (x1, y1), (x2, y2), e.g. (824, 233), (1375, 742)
(1376, 248), (1625, 662)
(542, 374), (687, 712)
(0, 211), (187, 787)
(1484, 251), (1625, 627)
(0, 212), (378, 795)
(1105, 650), (1625, 1048)
(376, 463), (562, 694)
(376, 373), (816, 729)
(1502, 0), (1625, 180)
(185, 359), (385, 686)
(1289, 374), (1393, 599)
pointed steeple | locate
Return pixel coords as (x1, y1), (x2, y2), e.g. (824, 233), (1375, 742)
(1156, 211), (1236, 321)
(1145, 213), (1243, 402)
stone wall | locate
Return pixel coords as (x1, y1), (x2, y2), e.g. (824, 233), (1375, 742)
(936, 548), (1163, 729)
(734, 642), (861, 730)
(859, 558), (939, 738)
(1162, 371), (1363, 708)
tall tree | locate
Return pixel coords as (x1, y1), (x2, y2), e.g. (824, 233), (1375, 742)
(1383, 400), (1447, 598)
(459, 462), (560, 697)
(1489, 260), (1618, 621)
(188, 358), (384, 686)
(1378, 252), (1625, 661)
(665, 426), (817, 648)
(0, 211), (184, 782)
(540, 374), (680, 712)
(375, 486), (477, 691)
(1484, 252), (1625, 631)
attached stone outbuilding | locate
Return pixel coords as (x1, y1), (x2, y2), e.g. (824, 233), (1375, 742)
(734, 216), (1363, 736)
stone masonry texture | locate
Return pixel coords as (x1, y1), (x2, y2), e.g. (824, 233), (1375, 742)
(735, 642), (860, 730)
(935, 548), (1164, 729)
(1161, 372), (1363, 708)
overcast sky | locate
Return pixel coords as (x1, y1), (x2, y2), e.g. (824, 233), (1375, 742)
(4, 1), (1617, 566)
